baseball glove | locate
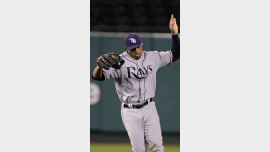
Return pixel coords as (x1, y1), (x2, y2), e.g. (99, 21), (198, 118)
(96, 53), (125, 70)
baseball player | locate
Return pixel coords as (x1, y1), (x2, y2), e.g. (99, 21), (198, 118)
(92, 14), (180, 152)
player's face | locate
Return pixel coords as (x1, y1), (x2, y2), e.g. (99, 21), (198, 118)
(126, 46), (143, 59)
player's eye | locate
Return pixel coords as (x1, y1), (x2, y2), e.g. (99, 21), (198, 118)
(131, 46), (140, 51)
(131, 48), (136, 51)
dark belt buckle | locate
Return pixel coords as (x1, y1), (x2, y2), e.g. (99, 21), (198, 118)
(135, 102), (147, 109)
(124, 98), (153, 109)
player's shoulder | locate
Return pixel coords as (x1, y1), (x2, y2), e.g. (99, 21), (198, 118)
(144, 51), (166, 58)
(150, 50), (172, 56)
(144, 50), (169, 54)
(119, 52), (125, 58)
(143, 50), (158, 55)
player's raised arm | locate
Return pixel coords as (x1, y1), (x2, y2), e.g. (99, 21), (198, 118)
(169, 14), (180, 62)
(92, 56), (104, 80)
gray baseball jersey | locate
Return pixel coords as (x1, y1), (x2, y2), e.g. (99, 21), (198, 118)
(102, 50), (172, 104)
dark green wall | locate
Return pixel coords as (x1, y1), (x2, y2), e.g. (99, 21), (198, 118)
(90, 35), (180, 133)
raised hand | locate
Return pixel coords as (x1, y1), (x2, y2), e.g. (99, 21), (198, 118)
(169, 14), (178, 35)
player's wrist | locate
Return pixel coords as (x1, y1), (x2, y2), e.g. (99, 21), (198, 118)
(97, 65), (103, 70)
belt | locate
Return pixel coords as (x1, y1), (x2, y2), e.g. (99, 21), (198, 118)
(123, 98), (153, 109)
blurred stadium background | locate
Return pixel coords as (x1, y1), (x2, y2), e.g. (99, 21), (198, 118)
(90, 0), (180, 151)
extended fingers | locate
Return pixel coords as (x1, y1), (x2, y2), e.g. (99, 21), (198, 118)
(170, 14), (176, 24)
(97, 55), (103, 60)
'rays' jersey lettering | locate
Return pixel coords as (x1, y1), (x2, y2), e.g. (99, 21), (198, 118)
(102, 50), (172, 104)
(126, 65), (153, 79)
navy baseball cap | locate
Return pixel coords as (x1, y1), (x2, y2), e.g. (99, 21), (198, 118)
(124, 33), (143, 50)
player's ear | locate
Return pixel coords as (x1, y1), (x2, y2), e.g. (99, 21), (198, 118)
(125, 47), (128, 51)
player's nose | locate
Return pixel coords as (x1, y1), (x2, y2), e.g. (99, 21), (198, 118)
(135, 47), (139, 53)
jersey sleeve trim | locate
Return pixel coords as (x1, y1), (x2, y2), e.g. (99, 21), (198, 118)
(169, 50), (173, 65)
(102, 70), (107, 80)
(165, 50), (173, 66)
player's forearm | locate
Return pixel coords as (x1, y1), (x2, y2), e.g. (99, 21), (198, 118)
(92, 66), (103, 79)
(171, 34), (180, 62)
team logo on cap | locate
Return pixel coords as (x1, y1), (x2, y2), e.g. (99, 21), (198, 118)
(129, 38), (136, 44)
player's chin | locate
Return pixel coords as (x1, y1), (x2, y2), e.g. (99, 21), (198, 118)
(134, 54), (141, 59)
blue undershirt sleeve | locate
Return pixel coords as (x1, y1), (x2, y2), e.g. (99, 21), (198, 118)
(171, 34), (180, 62)
(92, 73), (105, 81)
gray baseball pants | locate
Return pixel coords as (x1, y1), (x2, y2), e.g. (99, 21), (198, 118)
(121, 101), (164, 152)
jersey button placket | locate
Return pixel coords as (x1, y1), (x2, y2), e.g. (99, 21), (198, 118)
(137, 61), (142, 103)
